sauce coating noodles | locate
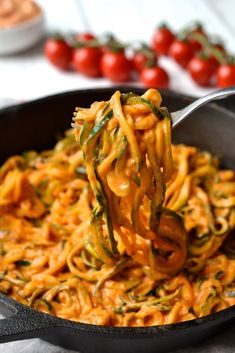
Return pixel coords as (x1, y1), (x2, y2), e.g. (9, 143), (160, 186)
(0, 89), (234, 326)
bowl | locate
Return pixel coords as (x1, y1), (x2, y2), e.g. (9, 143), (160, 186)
(0, 12), (44, 55)
(0, 87), (234, 353)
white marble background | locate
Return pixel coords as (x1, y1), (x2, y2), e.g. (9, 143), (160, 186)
(0, 1), (235, 352)
(1, 0), (235, 102)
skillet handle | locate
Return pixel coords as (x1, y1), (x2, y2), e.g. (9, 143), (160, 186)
(0, 293), (77, 343)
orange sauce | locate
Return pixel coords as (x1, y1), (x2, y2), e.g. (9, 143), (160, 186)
(0, 0), (41, 28)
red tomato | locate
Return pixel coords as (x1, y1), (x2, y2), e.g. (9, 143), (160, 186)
(188, 56), (215, 86)
(100, 51), (131, 82)
(102, 45), (124, 55)
(44, 38), (72, 70)
(101, 35), (126, 54)
(169, 39), (193, 68)
(152, 26), (174, 55)
(132, 51), (157, 72)
(72, 47), (102, 77)
(140, 66), (169, 88)
(101, 40), (125, 55)
(209, 56), (219, 71)
(187, 25), (206, 54)
(216, 64), (235, 87)
(188, 38), (202, 54)
(209, 44), (227, 71)
(75, 32), (96, 42)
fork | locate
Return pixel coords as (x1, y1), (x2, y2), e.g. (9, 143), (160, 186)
(171, 86), (235, 128)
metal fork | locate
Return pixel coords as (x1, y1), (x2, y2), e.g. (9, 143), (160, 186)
(171, 86), (235, 128)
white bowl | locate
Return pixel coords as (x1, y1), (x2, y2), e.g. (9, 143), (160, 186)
(0, 13), (45, 55)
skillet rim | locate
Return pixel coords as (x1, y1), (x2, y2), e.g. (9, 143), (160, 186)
(1, 86), (235, 120)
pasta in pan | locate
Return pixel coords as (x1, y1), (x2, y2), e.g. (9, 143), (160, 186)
(0, 89), (234, 326)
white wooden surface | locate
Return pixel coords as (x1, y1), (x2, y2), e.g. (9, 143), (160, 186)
(1, 0), (235, 102)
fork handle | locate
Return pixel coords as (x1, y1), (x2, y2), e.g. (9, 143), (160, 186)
(171, 86), (235, 128)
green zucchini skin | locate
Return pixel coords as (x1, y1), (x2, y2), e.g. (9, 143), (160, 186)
(121, 93), (164, 120)
(86, 109), (113, 144)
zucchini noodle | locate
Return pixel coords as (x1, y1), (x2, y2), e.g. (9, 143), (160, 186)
(0, 89), (234, 326)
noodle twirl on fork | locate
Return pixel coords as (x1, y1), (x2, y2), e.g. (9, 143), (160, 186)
(73, 89), (186, 279)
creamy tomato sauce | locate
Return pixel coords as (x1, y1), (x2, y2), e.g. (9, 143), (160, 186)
(0, 0), (41, 28)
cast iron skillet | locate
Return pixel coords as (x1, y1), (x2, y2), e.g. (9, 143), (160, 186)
(0, 87), (234, 353)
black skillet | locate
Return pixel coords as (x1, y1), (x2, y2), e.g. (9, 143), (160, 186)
(0, 87), (234, 353)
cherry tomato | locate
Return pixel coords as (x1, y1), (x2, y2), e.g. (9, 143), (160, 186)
(152, 25), (174, 55)
(75, 32), (96, 42)
(216, 64), (235, 87)
(44, 38), (72, 70)
(100, 51), (131, 82)
(102, 44), (125, 55)
(101, 37), (125, 55)
(140, 66), (169, 88)
(132, 50), (157, 72)
(188, 37), (202, 54)
(169, 39), (193, 68)
(209, 56), (219, 72)
(188, 56), (215, 86)
(209, 43), (227, 71)
(187, 24), (206, 54)
(72, 47), (102, 77)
